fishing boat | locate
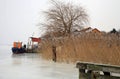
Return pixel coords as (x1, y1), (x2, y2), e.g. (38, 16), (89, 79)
(11, 42), (26, 54)
(12, 37), (41, 54)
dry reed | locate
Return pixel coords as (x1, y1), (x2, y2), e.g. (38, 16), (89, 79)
(40, 33), (120, 66)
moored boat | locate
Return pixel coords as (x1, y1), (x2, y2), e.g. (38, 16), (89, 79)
(27, 37), (41, 53)
(11, 42), (26, 54)
(11, 37), (41, 54)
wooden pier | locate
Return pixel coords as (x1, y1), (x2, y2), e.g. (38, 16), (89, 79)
(76, 62), (120, 79)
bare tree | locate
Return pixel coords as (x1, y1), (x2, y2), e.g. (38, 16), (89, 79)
(43, 0), (89, 36)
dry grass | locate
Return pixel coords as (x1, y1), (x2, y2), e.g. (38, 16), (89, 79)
(40, 33), (120, 66)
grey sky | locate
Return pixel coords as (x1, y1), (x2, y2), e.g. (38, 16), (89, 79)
(0, 0), (120, 45)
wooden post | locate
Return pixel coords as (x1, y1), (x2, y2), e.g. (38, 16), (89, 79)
(52, 45), (56, 62)
(79, 69), (86, 79)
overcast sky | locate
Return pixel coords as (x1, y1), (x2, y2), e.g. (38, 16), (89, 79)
(0, 0), (120, 45)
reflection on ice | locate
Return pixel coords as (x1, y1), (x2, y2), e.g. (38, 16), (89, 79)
(11, 54), (25, 65)
(0, 46), (78, 79)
